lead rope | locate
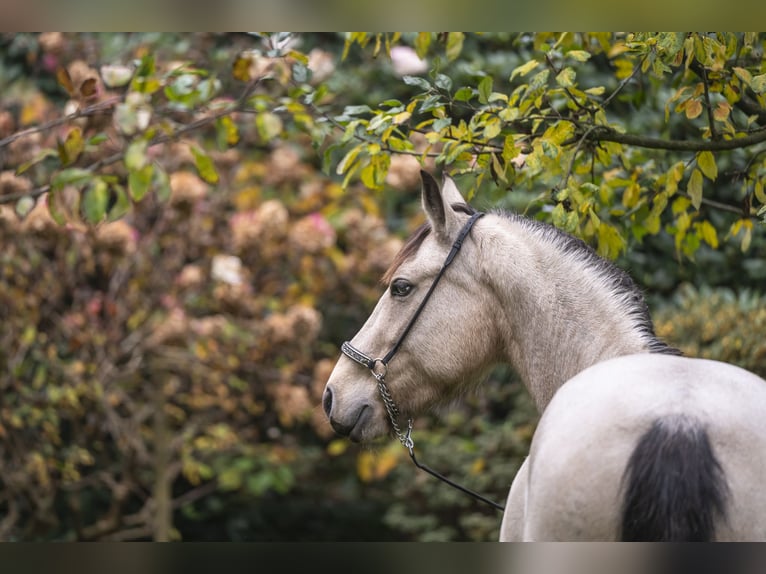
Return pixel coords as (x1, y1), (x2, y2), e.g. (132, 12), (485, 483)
(340, 211), (505, 513)
(374, 367), (505, 513)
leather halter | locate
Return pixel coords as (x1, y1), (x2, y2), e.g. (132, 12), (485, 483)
(342, 211), (485, 376)
(340, 211), (505, 512)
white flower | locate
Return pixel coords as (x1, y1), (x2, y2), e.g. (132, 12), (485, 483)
(390, 46), (428, 77)
(211, 254), (244, 286)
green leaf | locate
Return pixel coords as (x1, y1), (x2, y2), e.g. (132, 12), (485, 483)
(551, 202), (567, 228)
(687, 168), (703, 210)
(191, 147), (219, 184)
(255, 112), (283, 142)
(83, 180), (109, 223)
(154, 165), (171, 202)
(478, 76), (493, 105)
(453, 87), (474, 102)
(128, 165), (153, 201)
(125, 140), (148, 171)
(51, 168), (92, 190)
(108, 184), (130, 220)
(697, 151), (718, 180)
(16, 148), (58, 175)
(343, 104), (372, 116)
(434, 73), (452, 92)
(47, 188), (67, 225)
(555, 67), (576, 88)
(751, 73), (766, 94)
(733, 67), (752, 86)
(59, 127), (84, 166)
(15, 196), (36, 218)
(402, 75), (431, 91)
(566, 50), (591, 62)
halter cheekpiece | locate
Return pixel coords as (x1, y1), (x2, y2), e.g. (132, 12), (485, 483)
(341, 211), (505, 512)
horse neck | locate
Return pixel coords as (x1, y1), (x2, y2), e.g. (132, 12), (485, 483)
(479, 215), (652, 412)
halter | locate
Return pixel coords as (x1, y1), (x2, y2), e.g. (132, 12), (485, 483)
(341, 211), (505, 512)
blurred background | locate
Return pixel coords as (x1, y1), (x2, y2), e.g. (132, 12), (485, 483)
(0, 32), (764, 541)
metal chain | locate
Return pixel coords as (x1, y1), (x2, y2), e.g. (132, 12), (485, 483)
(374, 372), (414, 450)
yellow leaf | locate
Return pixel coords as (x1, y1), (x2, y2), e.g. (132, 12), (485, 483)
(60, 127), (84, 166)
(446, 32), (464, 61)
(326, 439), (348, 457)
(357, 451), (375, 482)
(622, 182), (640, 208)
(697, 151), (718, 180)
(392, 111), (411, 125)
(491, 153), (507, 183)
(511, 59), (539, 81)
(584, 86), (605, 96)
(698, 220), (719, 248)
(733, 67), (752, 86)
(191, 147), (219, 184)
(470, 457), (486, 475)
(414, 32), (431, 59)
(373, 449), (399, 479)
(754, 179), (766, 205)
(687, 168), (703, 210)
(685, 99), (703, 119)
(232, 55), (252, 82)
(56, 67), (75, 95)
(742, 224), (753, 252)
(713, 101), (731, 121)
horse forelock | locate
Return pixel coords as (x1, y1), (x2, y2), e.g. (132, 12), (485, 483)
(381, 223), (431, 286)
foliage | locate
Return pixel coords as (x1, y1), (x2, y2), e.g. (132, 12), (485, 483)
(655, 285), (766, 378)
(2, 32), (766, 541)
(333, 32), (766, 261)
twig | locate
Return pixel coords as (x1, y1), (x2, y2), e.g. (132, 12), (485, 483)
(700, 66), (720, 141)
(601, 55), (647, 109)
(0, 97), (120, 149)
(559, 124), (600, 189)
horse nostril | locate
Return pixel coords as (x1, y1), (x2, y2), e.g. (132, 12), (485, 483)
(322, 386), (333, 418)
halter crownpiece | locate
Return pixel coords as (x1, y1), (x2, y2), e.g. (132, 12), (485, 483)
(340, 211), (505, 512)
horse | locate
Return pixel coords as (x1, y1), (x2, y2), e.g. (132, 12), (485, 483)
(322, 170), (766, 541)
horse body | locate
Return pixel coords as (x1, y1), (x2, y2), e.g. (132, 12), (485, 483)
(508, 354), (766, 540)
(323, 171), (766, 541)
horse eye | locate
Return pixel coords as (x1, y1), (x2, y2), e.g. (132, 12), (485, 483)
(390, 279), (413, 298)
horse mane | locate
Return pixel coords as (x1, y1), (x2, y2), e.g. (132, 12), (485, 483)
(382, 206), (679, 356)
(496, 210), (681, 356)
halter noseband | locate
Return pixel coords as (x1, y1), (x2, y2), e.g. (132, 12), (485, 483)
(340, 211), (505, 512)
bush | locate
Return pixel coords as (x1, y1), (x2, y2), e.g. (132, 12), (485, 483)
(654, 284), (766, 378)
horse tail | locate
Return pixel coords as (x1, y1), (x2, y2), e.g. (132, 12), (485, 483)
(620, 415), (729, 541)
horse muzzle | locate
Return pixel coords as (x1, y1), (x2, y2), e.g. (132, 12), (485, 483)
(322, 385), (375, 442)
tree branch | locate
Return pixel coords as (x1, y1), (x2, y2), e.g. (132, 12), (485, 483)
(581, 125), (766, 152)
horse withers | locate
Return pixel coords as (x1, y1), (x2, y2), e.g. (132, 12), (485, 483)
(322, 170), (766, 541)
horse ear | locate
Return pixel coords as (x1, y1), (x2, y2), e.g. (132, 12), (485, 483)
(440, 174), (467, 208)
(420, 170), (464, 242)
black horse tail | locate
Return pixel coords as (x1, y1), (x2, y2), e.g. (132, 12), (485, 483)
(620, 415), (729, 541)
